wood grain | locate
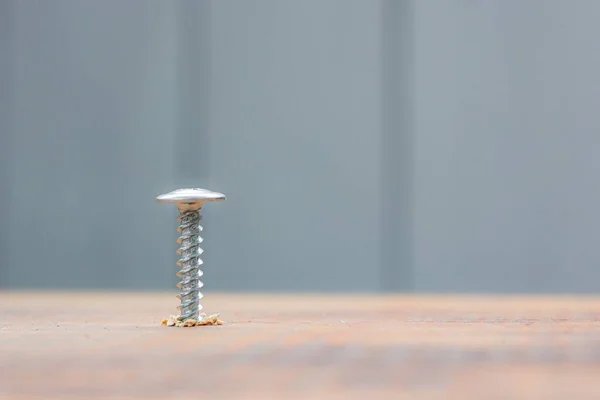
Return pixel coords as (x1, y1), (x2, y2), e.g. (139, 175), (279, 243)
(1, 292), (600, 399)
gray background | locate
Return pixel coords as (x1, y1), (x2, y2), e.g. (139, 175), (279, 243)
(1, 0), (599, 293)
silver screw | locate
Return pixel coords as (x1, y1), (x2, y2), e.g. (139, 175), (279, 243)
(156, 188), (226, 321)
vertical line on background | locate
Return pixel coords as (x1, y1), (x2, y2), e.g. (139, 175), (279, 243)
(380, 0), (414, 292)
(0, 0), (16, 288)
(175, 0), (212, 186)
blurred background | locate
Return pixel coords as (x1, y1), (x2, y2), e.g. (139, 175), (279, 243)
(1, 0), (599, 294)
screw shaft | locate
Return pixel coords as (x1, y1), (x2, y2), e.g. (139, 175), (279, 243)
(175, 209), (204, 320)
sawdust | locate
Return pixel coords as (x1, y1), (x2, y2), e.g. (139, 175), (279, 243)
(161, 313), (224, 327)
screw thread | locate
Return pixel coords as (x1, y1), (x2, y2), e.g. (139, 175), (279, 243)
(175, 209), (204, 321)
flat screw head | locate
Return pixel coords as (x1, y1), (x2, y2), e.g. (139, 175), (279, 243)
(156, 188), (226, 212)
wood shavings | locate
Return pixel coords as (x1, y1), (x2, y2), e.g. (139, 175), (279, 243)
(161, 313), (224, 327)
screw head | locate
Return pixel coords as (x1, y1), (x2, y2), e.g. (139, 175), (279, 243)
(157, 188), (226, 212)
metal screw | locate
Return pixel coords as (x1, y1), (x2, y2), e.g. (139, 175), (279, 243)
(157, 188), (226, 321)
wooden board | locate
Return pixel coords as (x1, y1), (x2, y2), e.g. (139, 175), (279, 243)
(1, 292), (600, 399)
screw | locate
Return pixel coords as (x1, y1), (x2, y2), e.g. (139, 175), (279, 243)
(157, 188), (226, 321)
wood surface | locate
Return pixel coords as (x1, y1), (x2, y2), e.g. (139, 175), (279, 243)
(1, 292), (600, 399)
